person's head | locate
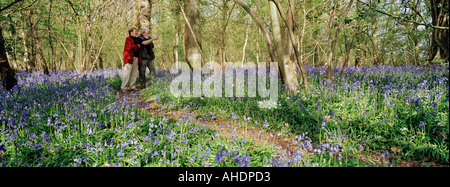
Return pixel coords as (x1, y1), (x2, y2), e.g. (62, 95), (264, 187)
(128, 28), (138, 37)
(141, 29), (149, 38)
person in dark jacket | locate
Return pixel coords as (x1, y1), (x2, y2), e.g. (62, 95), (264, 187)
(121, 28), (155, 91)
(136, 29), (159, 86)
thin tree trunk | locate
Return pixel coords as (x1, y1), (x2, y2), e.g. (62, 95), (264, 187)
(233, 0), (277, 63)
(312, 30), (319, 67)
(28, 10), (49, 75)
(256, 29), (260, 63)
(172, 5), (180, 66)
(217, 0), (235, 66)
(48, 0), (55, 70)
(241, 23), (250, 66)
(325, 6), (335, 81)
(326, 0), (353, 81)
(219, 0), (228, 66)
(21, 26), (29, 71)
(369, 0), (380, 66)
(339, 36), (354, 77)
(354, 1), (361, 67)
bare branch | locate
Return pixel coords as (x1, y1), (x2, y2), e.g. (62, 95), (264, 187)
(357, 0), (449, 30)
(0, 0), (23, 13)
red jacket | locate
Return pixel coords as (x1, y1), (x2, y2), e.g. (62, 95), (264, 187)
(123, 36), (142, 65)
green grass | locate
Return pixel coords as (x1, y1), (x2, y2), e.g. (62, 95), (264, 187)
(134, 66), (449, 166)
(1, 65), (447, 167)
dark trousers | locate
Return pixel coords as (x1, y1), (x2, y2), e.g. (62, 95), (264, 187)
(139, 59), (156, 83)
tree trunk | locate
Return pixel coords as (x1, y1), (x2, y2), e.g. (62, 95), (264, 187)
(218, 0), (234, 66)
(326, 5), (335, 81)
(430, 0), (449, 63)
(219, 0), (227, 66)
(256, 29), (261, 63)
(0, 25), (18, 90)
(241, 22), (250, 66)
(139, 0), (152, 30)
(312, 31), (320, 67)
(86, 15), (94, 71)
(270, 0), (299, 92)
(270, 0), (310, 91)
(184, 0), (202, 69)
(98, 56), (104, 69)
(172, 4), (180, 66)
(48, 0), (55, 70)
(24, 13), (36, 72)
(134, 0), (141, 30)
(28, 10), (49, 75)
(371, 11), (380, 66)
(339, 36), (354, 77)
(21, 26), (29, 71)
(326, 0), (353, 81)
(409, 0), (420, 65)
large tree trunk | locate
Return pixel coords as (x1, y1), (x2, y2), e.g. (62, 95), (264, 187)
(430, 0), (449, 63)
(270, 0), (299, 92)
(134, 0), (141, 30)
(28, 10), (50, 75)
(270, 0), (310, 91)
(0, 25), (18, 90)
(184, 0), (202, 69)
(139, 0), (152, 30)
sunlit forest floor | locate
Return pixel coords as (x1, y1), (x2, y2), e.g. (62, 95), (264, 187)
(0, 65), (448, 167)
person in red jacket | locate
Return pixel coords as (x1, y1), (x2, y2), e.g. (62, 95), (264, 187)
(121, 28), (154, 91)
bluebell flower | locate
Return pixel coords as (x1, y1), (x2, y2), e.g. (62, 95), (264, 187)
(263, 121), (269, 128)
(74, 157), (82, 164)
(419, 121), (427, 128)
(151, 150), (159, 158)
(231, 113), (237, 122)
(215, 149), (225, 165)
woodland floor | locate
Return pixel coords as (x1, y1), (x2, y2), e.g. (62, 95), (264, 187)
(116, 84), (448, 167)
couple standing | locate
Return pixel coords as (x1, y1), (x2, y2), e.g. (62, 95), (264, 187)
(121, 27), (159, 91)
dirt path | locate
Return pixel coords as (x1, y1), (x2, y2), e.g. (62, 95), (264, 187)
(116, 88), (299, 158)
(115, 88), (448, 167)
